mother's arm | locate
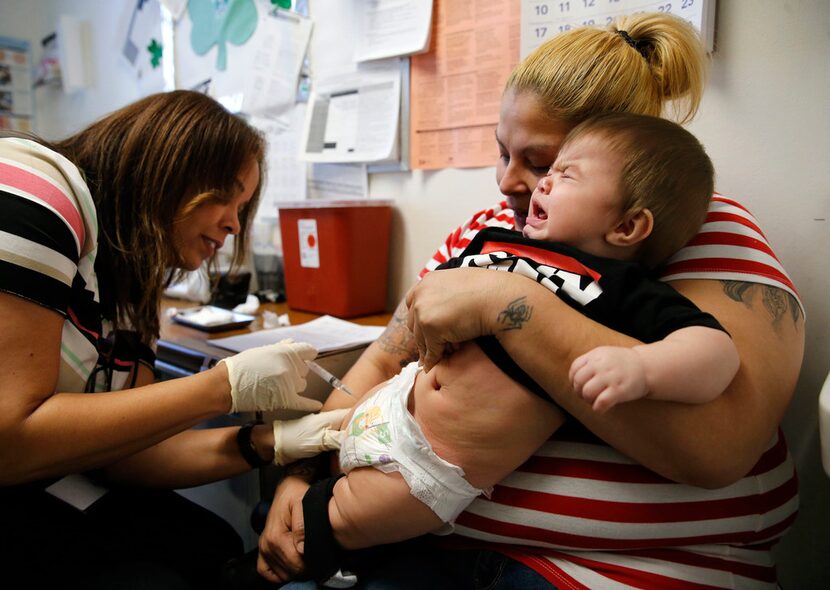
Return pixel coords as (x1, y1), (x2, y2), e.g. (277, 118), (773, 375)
(406, 268), (804, 488)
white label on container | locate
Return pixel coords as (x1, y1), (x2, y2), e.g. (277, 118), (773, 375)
(298, 218), (320, 268)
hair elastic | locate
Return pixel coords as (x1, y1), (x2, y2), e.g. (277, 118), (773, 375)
(617, 30), (650, 60)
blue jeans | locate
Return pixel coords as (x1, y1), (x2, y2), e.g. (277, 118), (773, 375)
(281, 538), (556, 590)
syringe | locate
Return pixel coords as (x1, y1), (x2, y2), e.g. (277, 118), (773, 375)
(305, 360), (355, 397)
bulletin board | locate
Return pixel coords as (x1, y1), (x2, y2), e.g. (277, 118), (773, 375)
(410, 0), (716, 170)
(409, 0), (521, 170)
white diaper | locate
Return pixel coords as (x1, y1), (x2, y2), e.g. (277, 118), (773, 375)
(339, 362), (488, 525)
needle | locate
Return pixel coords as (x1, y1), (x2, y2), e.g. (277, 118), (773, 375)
(305, 360), (355, 397)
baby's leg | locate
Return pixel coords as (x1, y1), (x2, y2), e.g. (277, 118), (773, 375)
(328, 467), (443, 550)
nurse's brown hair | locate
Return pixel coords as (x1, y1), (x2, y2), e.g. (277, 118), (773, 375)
(54, 90), (265, 342)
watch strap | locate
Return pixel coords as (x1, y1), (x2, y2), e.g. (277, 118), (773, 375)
(237, 422), (271, 468)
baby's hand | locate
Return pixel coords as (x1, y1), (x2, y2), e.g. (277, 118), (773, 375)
(569, 347), (648, 412)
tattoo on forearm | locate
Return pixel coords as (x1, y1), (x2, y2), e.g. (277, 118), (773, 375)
(720, 280), (803, 328)
(497, 296), (533, 331)
(377, 305), (419, 367)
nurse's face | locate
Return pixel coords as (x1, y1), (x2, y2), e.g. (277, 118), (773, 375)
(495, 89), (574, 230)
(173, 158), (259, 271)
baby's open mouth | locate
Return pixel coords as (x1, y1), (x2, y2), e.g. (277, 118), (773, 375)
(530, 198), (548, 220)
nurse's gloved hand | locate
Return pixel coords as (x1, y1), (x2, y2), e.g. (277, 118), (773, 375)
(220, 339), (322, 413)
(272, 408), (349, 465)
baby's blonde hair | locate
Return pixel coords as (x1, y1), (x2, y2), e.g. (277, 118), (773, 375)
(507, 12), (708, 124)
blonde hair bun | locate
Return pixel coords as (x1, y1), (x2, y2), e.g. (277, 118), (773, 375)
(612, 12), (708, 122)
(506, 12), (708, 125)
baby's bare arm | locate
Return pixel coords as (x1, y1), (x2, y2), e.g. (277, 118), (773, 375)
(635, 327), (740, 404)
(570, 326), (740, 412)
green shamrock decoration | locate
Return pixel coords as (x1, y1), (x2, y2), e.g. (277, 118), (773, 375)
(271, 0), (292, 8)
(147, 38), (163, 68)
(188, 0), (258, 71)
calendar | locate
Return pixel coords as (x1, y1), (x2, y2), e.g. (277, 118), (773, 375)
(520, 0), (716, 58)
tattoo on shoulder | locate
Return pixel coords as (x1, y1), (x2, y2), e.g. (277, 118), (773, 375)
(497, 296), (533, 331)
(377, 305), (419, 367)
(721, 280), (803, 327)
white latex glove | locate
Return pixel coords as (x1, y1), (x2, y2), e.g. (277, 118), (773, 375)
(273, 408), (349, 466)
(220, 339), (321, 413)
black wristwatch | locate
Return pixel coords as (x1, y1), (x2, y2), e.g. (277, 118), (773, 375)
(236, 422), (271, 468)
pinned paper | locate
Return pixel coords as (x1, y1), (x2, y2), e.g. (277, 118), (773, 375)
(119, 0), (168, 93)
(160, 0), (188, 20)
(188, 0), (258, 71)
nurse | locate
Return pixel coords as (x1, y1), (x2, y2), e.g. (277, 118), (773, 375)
(0, 90), (345, 588)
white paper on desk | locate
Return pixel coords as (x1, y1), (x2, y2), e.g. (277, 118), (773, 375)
(210, 315), (385, 354)
(299, 67), (400, 163)
(355, 0), (433, 62)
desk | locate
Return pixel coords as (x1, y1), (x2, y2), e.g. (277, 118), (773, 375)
(157, 298), (391, 380)
(159, 298), (391, 550)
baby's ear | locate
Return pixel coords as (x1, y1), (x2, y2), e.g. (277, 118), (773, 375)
(606, 208), (653, 247)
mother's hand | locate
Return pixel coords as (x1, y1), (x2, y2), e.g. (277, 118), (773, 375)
(405, 268), (515, 371)
(257, 474), (310, 583)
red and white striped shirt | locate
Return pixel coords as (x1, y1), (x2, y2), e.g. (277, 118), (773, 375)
(422, 195), (801, 589)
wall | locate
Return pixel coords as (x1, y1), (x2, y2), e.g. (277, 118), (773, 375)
(0, 0), (145, 140)
(3, 0), (828, 584)
(687, 6), (830, 586)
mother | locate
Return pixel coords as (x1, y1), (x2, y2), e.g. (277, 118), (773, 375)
(262, 13), (804, 588)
